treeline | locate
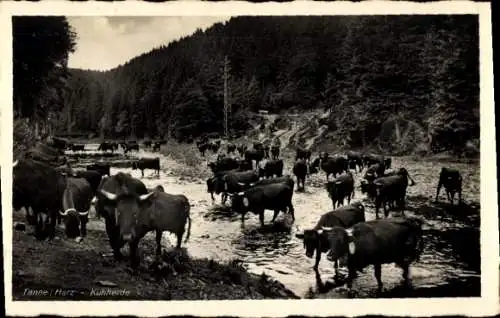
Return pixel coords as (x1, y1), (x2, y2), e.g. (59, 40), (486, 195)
(59, 15), (479, 154)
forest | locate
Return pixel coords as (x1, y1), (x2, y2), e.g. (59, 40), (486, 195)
(14, 15), (480, 156)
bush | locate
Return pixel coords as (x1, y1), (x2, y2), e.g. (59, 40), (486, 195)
(14, 119), (37, 158)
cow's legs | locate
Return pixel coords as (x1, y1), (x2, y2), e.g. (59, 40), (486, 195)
(259, 211), (265, 227)
(240, 212), (246, 228)
(458, 189), (462, 204)
(105, 218), (124, 260)
(271, 210), (279, 223)
(288, 202), (295, 221)
(374, 263), (383, 292)
(176, 231), (184, 249)
(155, 230), (163, 261)
(129, 240), (140, 275)
(374, 198), (381, 219)
(435, 182), (442, 202)
(383, 199), (389, 218)
(313, 251), (321, 271)
(334, 259), (340, 278)
(346, 267), (356, 298)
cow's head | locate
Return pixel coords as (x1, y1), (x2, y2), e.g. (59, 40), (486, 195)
(296, 228), (330, 258)
(59, 208), (89, 239)
(231, 191), (250, 212)
(325, 227), (353, 263)
(397, 168), (416, 186)
(206, 177), (216, 193)
(154, 185), (165, 192)
(99, 189), (155, 242)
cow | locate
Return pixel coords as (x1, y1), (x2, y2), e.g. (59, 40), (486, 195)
(346, 151), (363, 173)
(227, 143), (236, 154)
(373, 168), (416, 219)
(244, 148), (265, 169)
(363, 163), (386, 182)
(237, 159), (253, 172)
(99, 187), (192, 273)
(249, 175), (295, 191)
(72, 170), (103, 197)
(58, 177), (93, 240)
(124, 141), (140, 154)
(296, 147), (312, 163)
(310, 155), (349, 181)
(68, 144), (85, 152)
(295, 202), (365, 272)
(206, 169), (239, 202)
(86, 162), (111, 177)
(362, 154), (385, 167)
(326, 171), (355, 209)
(237, 144), (247, 157)
(132, 158), (160, 178)
(218, 170), (260, 204)
(231, 182), (295, 227)
(324, 217), (424, 295)
(435, 167), (462, 205)
(270, 146), (280, 160)
(259, 159), (284, 179)
(208, 157), (239, 174)
(197, 142), (209, 156)
(263, 145), (271, 159)
(152, 142), (161, 152)
(293, 159), (308, 191)
(51, 137), (68, 151)
(98, 142), (115, 153)
(143, 140), (152, 148)
(12, 158), (67, 240)
(95, 172), (149, 260)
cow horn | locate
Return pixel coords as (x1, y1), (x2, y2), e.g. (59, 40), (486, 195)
(79, 210), (89, 216)
(345, 228), (354, 236)
(13, 160), (18, 167)
(237, 192), (244, 196)
(59, 210), (69, 216)
(59, 208), (76, 216)
(91, 196), (98, 205)
(100, 189), (117, 201)
(237, 182), (246, 186)
(139, 192), (155, 201)
(321, 226), (333, 231)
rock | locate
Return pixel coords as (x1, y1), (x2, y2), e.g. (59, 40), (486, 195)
(201, 234), (210, 239)
(96, 280), (118, 287)
(14, 222), (26, 231)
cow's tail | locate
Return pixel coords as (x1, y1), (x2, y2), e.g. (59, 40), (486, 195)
(184, 203), (191, 243)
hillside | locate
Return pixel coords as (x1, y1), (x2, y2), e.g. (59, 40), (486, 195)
(58, 15), (479, 156)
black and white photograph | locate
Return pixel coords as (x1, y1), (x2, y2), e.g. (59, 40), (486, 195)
(1, 1), (497, 317)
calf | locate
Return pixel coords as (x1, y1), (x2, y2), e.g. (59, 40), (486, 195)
(59, 177), (93, 240)
(373, 168), (416, 219)
(86, 162), (111, 177)
(231, 182), (295, 227)
(326, 171), (355, 209)
(296, 202), (365, 272)
(99, 189), (192, 273)
(293, 159), (308, 191)
(347, 152), (363, 173)
(208, 157), (239, 174)
(324, 217), (424, 294)
(271, 146), (280, 160)
(435, 167), (462, 205)
(259, 159), (284, 179)
(296, 147), (312, 162)
(132, 158), (160, 178)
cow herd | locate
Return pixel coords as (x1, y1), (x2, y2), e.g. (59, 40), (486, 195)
(12, 137), (466, 296)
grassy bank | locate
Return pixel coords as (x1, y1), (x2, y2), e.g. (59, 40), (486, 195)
(12, 214), (299, 300)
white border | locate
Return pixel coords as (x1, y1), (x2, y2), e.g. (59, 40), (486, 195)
(0, 1), (497, 317)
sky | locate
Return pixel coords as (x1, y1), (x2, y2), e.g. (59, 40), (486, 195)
(67, 16), (230, 71)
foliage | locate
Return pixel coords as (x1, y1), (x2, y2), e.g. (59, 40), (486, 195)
(60, 15), (478, 155)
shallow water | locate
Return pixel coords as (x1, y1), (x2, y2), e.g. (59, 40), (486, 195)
(70, 144), (481, 298)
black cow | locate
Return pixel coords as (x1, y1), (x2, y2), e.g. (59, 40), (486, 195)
(244, 148), (265, 169)
(132, 158), (160, 178)
(435, 167), (462, 204)
(346, 151), (364, 173)
(152, 142), (161, 152)
(326, 171), (355, 209)
(95, 172), (149, 260)
(51, 137), (68, 151)
(237, 159), (253, 172)
(197, 142), (209, 156)
(13, 158), (67, 240)
(99, 187), (191, 273)
(73, 170), (103, 197)
(68, 144), (85, 152)
(237, 144), (247, 157)
(295, 202), (365, 272)
(362, 154), (384, 167)
(270, 146), (280, 160)
(263, 145), (271, 159)
(59, 177), (93, 240)
(373, 168), (416, 219)
(218, 170), (260, 204)
(293, 159), (308, 191)
(143, 140), (152, 148)
(98, 142), (115, 153)
(310, 155), (349, 181)
(231, 182), (295, 227)
(227, 143), (236, 154)
(206, 169), (240, 202)
(249, 175), (295, 191)
(296, 147), (312, 162)
(259, 159), (284, 179)
(208, 157), (239, 174)
(363, 163), (386, 182)
(124, 141), (139, 154)
(324, 217), (424, 295)
(86, 162), (111, 177)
